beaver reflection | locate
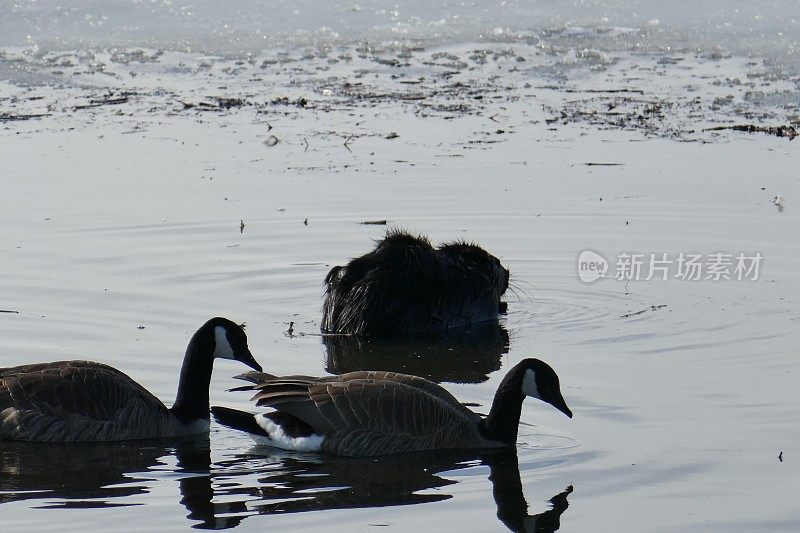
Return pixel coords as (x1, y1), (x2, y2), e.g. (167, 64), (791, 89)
(324, 321), (510, 383)
(322, 230), (510, 336)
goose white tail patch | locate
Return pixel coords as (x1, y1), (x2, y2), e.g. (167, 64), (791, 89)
(253, 414), (324, 452)
(214, 326), (235, 360)
(522, 369), (540, 399)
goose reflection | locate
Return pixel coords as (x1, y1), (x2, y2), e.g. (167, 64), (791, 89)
(0, 437), (206, 509)
(323, 322), (510, 384)
(0, 435), (572, 531)
(173, 440), (246, 530)
(0, 441), (164, 507)
(0, 438), (242, 528)
(488, 452), (573, 533)
(200, 448), (572, 532)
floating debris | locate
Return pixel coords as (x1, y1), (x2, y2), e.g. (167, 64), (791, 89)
(181, 96), (248, 110)
(704, 124), (797, 140)
(212, 97), (246, 109)
(74, 94), (130, 110)
(0, 112), (51, 122)
(577, 88), (646, 94)
(265, 135), (279, 146)
(271, 96), (308, 107)
(621, 305), (667, 318)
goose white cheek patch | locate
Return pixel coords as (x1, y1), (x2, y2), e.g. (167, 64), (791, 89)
(214, 326), (236, 360)
(522, 369), (540, 398)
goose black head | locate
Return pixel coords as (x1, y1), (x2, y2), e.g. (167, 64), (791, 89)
(519, 358), (572, 418)
(204, 317), (262, 372)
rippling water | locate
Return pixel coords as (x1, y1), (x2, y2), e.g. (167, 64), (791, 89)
(2, 121), (798, 529)
(0, 438), (577, 531)
(2, 1), (800, 531)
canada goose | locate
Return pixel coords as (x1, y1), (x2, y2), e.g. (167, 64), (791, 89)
(322, 230), (510, 336)
(212, 358), (571, 457)
(0, 317), (262, 442)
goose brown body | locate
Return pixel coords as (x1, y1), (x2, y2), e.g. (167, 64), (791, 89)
(252, 371), (491, 456)
(214, 358), (572, 457)
(0, 317), (261, 443)
(1, 361), (180, 442)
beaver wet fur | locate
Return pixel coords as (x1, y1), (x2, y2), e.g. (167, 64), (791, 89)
(322, 230), (510, 336)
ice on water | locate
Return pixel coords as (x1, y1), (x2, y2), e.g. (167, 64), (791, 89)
(1, 0), (797, 63)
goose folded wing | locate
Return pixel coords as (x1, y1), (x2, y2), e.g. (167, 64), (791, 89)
(0, 361), (167, 422)
(332, 371), (471, 414)
(251, 375), (481, 455)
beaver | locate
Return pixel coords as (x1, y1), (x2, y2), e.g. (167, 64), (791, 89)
(321, 230), (509, 336)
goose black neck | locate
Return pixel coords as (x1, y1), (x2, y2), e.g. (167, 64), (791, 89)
(170, 327), (215, 424)
(481, 364), (526, 446)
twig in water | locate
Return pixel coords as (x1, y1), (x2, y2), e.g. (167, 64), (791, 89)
(73, 95), (129, 110)
(620, 305), (667, 319)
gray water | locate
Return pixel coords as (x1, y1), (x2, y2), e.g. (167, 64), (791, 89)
(2, 1), (800, 531)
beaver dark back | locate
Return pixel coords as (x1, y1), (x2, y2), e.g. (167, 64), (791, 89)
(321, 230), (509, 336)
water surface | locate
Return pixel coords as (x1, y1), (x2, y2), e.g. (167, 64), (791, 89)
(2, 2), (800, 531)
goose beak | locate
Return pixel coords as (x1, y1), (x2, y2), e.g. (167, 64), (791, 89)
(551, 392), (573, 419)
(236, 350), (263, 372)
